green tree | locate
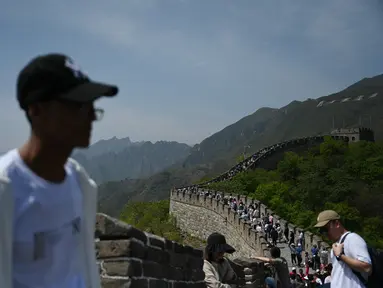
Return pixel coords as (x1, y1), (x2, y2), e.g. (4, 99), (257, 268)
(206, 138), (383, 248)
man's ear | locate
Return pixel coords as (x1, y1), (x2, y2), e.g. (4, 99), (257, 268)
(27, 102), (47, 119)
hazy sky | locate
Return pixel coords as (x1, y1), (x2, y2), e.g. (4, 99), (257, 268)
(1, 0), (382, 151)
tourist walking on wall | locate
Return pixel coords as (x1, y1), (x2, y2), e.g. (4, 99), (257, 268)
(296, 243), (303, 267)
(0, 53), (118, 287)
(320, 245), (329, 270)
(314, 210), (372, 287)
(203, 232), (238, 288)
(289, 243), (297, 265)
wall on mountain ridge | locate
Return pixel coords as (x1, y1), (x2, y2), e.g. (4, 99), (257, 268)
(170, 189), (327, 260)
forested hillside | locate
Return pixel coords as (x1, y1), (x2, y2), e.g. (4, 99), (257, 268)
(98, 74), (383, 212)
(208, 138), (383, 248)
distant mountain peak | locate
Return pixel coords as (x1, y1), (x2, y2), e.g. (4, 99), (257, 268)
(97, 136), (132, 143)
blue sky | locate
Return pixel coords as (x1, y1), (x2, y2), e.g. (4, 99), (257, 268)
(0, 0), (382, 151)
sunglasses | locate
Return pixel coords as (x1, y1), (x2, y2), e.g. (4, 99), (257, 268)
(56, 99), (104, 121)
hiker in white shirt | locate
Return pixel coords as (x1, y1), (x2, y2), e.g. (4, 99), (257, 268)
(314, 210), (372, 288)
(0, 53), (118, 288)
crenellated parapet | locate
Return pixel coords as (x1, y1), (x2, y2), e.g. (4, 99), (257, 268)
(96, 213), (267, 287)
(170, 188), (331, 261)
(95, 213), (206, 287)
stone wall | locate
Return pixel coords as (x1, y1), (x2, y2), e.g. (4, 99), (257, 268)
(170, 189), (330, 259)
(96, 213), (205, 288)
(193, 127), (373, 187)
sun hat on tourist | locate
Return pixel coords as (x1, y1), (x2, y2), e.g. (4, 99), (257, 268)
(314, 210), (341, 227)
(17, 53), (119, 110)
(206, 232), (236, 254)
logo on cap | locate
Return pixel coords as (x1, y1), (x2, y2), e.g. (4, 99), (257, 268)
(65, 58), (87, 79)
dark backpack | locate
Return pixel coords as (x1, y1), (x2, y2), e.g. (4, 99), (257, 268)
(340, 232), (383, 288)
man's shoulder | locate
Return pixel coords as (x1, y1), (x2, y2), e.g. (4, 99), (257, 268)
(0, 149), (20, 182)
(346, 232), (367, 244)
(67, 157), (96, 187)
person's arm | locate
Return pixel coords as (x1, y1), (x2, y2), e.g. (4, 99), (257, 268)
(333, 238), (372, 274)
(222, 258), (237, 283)
(252, 256), (273, 263)
(203, 261), (232, 288)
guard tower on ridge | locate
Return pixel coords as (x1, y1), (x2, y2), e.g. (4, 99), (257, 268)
(330, 127), (374, 142)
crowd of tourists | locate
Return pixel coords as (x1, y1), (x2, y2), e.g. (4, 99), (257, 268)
(203, 209), (377, 287)
(200, 147), (271, 185)
(199, 137), (318, 187)
(179, 187), (379, 287)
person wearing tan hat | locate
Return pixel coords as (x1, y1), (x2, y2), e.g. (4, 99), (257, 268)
(314, 210), (372, 287)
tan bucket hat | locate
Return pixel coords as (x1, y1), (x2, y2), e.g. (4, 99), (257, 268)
(314, 210), (340, 227)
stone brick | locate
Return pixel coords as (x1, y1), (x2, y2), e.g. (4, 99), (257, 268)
(96, 239), (146, 259)
(142, 261), (169, 279)
(173, 282), (205, 288)
(188, 257), (204, 269)
(101, 277), (149, 288)
(243, 267), (258, 274)
(146, 246), (170, 264)
(173, 242), (184, 253)
(192, 249), (203, 258)
(183, 245), (193, 255)
(244, 274), (257, 282)
(168, 267), (184, 281)
(96, 214), (147, 243)
(191, 269), (205, 281)
(182, 269), (193, 281)
(148, 235), (165, 250)
(165, 239), (174, 251)
(233, 258), (261, 268)
(169, 252), (187, 268)
(149, 279), (172, 288)
(103, 259), (142, 277)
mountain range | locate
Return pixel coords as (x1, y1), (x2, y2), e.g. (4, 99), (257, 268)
(73, 138), (190, 184)
(98, 74), (383, 217)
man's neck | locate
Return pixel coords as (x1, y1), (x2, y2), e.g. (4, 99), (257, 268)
(336, 229), (349, 242)
(19, 136), (73, 183)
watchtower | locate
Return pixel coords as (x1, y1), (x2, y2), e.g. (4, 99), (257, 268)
(330, 127), (374, 142)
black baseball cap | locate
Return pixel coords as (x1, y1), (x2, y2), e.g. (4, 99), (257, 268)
(17, 53), (119, 110)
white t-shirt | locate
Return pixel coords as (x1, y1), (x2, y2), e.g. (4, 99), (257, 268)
(0, 150), (85, 288)
(330, 232), (371, 288)
(324, 275), (331, 284)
